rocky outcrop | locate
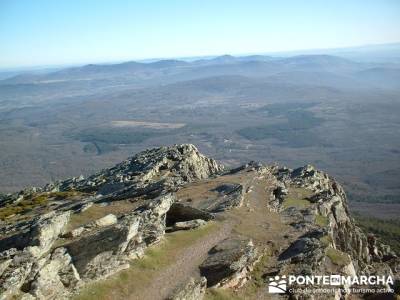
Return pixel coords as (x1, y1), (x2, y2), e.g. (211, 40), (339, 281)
(0, 211), (72, 299)
(288, 165), (396, 268)
(0, 145), (398, 299)
(0, 144), (224, 300)
(168, 277), (207, 300)
(63, 214), (118, 239)
(199, 237), (259, 288)
(45, 144), (223, 197)
(0, 194), (175, 299)
(271, 164), (398, 298)
(207, 183), (244, 212)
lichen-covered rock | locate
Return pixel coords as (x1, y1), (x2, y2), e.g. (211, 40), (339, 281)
(199, 238), (258, 288)
(0, 256), (34, 299)
(27, 211), (71, 258)
(168, 277), (207, 300)
(207, 183), (244, 212)
(29, 248), (80, 299)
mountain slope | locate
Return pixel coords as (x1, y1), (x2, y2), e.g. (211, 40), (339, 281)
(0, 144), (398, 299)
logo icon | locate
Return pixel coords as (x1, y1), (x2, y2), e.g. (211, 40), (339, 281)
(330, 275), (341, 286)
(268, 275), (287, 293)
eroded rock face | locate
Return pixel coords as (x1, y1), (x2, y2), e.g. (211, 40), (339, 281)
(271, 164), (398, 299)
(199, 238), (259, 288)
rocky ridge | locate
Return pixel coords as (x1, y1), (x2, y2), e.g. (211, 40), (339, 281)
(0, 144), (398, 300)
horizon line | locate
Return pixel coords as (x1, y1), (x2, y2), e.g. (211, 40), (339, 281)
(1, 41), (399, 72)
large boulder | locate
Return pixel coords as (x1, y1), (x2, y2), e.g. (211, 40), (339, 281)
(168, 277), (207, 300)
(199, 238), (258, 288)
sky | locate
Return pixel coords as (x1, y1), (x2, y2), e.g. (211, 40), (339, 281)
(0, 0), (400, 68)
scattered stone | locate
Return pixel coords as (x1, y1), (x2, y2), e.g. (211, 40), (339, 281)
(173, 219), (207, 231)
(94, 214), (118, 227)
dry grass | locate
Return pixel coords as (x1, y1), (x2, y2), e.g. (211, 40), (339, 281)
(67, 200), (139, 231)
(0, 191), (89, 220)
(320, 235), (333, 247)
(315, 214), (329, 227)
(326, 247), (351, 266)
(205, 288), (242, 300)
(176, 173), (247, 209)
(282, 187), (312, 209)
(0, 194), (49, 220)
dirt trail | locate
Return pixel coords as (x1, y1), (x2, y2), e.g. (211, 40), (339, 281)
(129, 221), (234, 300)
(77, 170), (294, 300)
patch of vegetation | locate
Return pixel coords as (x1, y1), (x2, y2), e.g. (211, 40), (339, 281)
(320, 235), (333, 247)
(49, 191), (84, 200)
(74, 222), (219, 300)
(237, 110), (325, 147)
(348, 192), (400, 204)
(240, 252), (270, 296)
(83, 142), (118, 155)
(0, 194), (50, 220)
(282, 197), (310, 209)
(326, 247), (351, 266)
(0, 191), (85, 220)
(0, 205), (25, 220)
(282, 187), (312, 209)
(354, 214), (400, 254)
(256, 102), (317, 117)
(315, 214), (329, 227)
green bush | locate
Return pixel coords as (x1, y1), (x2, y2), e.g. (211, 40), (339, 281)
(354, 214), (400, 254)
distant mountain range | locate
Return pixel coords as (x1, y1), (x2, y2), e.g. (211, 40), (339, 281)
(1, 52), (398, 92)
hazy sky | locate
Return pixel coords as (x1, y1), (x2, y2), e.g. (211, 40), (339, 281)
(1, 0), (400, 68)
